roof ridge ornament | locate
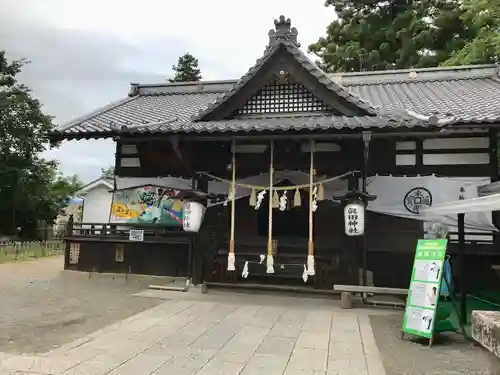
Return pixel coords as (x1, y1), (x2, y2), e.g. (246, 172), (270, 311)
(268, 15), (300, 48)
(406, 110), (458, 126)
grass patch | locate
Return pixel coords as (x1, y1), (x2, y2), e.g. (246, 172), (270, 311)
(0, 241), (64, 264)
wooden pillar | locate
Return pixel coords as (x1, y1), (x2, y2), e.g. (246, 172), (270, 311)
(345, 174), (359, 285)
(458, 212), (467, 325)
(113, 137), (122, 180)
(64, 215), (74, 270)
(362, 132), (371, 287)
(489, 130), (500, 248)
(192, 174), (209, 285)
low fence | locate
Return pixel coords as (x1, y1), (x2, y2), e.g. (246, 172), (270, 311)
(0, 240), (64, 263)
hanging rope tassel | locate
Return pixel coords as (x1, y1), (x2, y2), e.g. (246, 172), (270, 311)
(307, 254), (315, 276)
(227, 140), (237, 271)
(266, 140), (275, 274)
(307, 140), (316, 276)
(228, 252), (236, 272)
(249, 189), (256, 207)
(266, 254), (275, 274)
(317, 183), (325, 201)
(294, 189), (301, 207)
(272, 190), (280, 208)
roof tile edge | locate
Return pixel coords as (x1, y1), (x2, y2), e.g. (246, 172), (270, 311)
(131, 63), (500, 94)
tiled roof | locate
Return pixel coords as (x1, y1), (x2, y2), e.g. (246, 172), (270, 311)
(59, 93), (221, 134)
(336, 64), (500, 124)
(114, 114), (426, 134)
(55, 64), (500, 139)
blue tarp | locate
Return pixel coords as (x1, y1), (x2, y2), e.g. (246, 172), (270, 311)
(440, 259), (454, 295)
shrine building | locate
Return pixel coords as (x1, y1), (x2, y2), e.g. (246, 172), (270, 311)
(51, 16), (500, 292)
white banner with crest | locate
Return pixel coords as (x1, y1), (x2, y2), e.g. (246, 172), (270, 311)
(365, 175), (496, 232)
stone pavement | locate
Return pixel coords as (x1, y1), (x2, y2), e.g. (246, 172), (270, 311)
(0, 288), (387, 375)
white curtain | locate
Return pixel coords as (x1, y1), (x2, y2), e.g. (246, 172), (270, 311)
(365, 175), (495, 232)
(114, 174), (496, 233)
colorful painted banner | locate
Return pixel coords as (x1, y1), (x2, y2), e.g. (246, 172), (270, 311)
(110, 185), (183, 226)
(402, 239), (448, 339)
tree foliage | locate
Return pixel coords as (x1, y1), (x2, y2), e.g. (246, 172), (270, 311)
(100, 165), (115, 178)
(308, 0), (485, 72)
(0, 51), (82, 237)
(168, 53), (202, 82)
(443, 0), (500, 65)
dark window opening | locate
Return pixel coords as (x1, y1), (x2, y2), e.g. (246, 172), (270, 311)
(257, 187), (312, 238)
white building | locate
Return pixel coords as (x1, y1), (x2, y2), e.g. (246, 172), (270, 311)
(76, 177), (114, 224)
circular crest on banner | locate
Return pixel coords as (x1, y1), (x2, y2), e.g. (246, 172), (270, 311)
(404, 187), (432, 214)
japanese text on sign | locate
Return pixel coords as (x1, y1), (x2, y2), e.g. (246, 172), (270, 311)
(344, 203), (365, 236)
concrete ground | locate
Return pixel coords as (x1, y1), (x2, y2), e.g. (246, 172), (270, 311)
(0, 287), (388, 375)
(0, 257), (164, 353)
(0, 257), (493, 375)
(371, 313), (491, 375)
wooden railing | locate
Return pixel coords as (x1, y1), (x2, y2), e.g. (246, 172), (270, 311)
(65, 222), (193, 243)
(448, 231), (495, 244)
(63, 219), (500, 254)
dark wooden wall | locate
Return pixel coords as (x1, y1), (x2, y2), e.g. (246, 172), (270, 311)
(116, 132), (496, 179)
(66, 240), (190, 277)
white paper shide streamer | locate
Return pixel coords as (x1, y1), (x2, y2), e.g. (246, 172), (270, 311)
(302, 265), (308, 283)
(279, 191), (288, 211)
(241, 261), (249, 279)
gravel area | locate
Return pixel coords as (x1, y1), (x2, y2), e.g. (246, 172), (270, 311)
(0, 257), (164, 354)
(370, 312), (492, 375)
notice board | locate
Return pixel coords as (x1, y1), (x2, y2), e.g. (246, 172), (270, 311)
(402, 239), (448, 339)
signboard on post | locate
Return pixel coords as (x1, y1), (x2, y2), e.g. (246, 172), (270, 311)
(129, 229), (144, 242)
(402, 239), (447, 340)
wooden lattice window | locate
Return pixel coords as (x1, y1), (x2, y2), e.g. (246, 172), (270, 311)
(238, 76), (332, 115)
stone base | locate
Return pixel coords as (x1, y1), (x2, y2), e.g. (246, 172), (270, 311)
(472, 311), (500, 360)
(340, 292), (353, 309)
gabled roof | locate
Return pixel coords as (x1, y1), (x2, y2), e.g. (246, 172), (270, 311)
(50, 17), (500, 141)
(75, 177), (114, 196)
(192, 25), (377, 120)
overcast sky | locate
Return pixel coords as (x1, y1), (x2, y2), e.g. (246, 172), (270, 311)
(0, 0), (336, 182)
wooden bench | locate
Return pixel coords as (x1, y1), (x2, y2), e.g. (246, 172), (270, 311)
(333, 284), (408, 309)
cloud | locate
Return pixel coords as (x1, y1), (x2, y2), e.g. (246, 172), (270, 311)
(0, 0), (336, 182)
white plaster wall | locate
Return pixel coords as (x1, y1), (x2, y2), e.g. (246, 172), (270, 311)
(81, 186), (113, 224)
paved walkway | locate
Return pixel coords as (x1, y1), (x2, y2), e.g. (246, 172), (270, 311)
(0, 288), (387, 375)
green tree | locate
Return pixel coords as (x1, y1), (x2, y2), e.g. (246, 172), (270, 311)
(168, 53), (202, 82)
(443, 0), (500, 65)
(0, 51), (79, 237)
(47, 173), (84, 215)
(100, 165), (115, 178)
(309, 0), (477, 72)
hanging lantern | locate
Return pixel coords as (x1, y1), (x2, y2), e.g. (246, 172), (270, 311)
(183, 201), (206, 233)
(333, 188), (376, 238)
(344, 201), (365, 236)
